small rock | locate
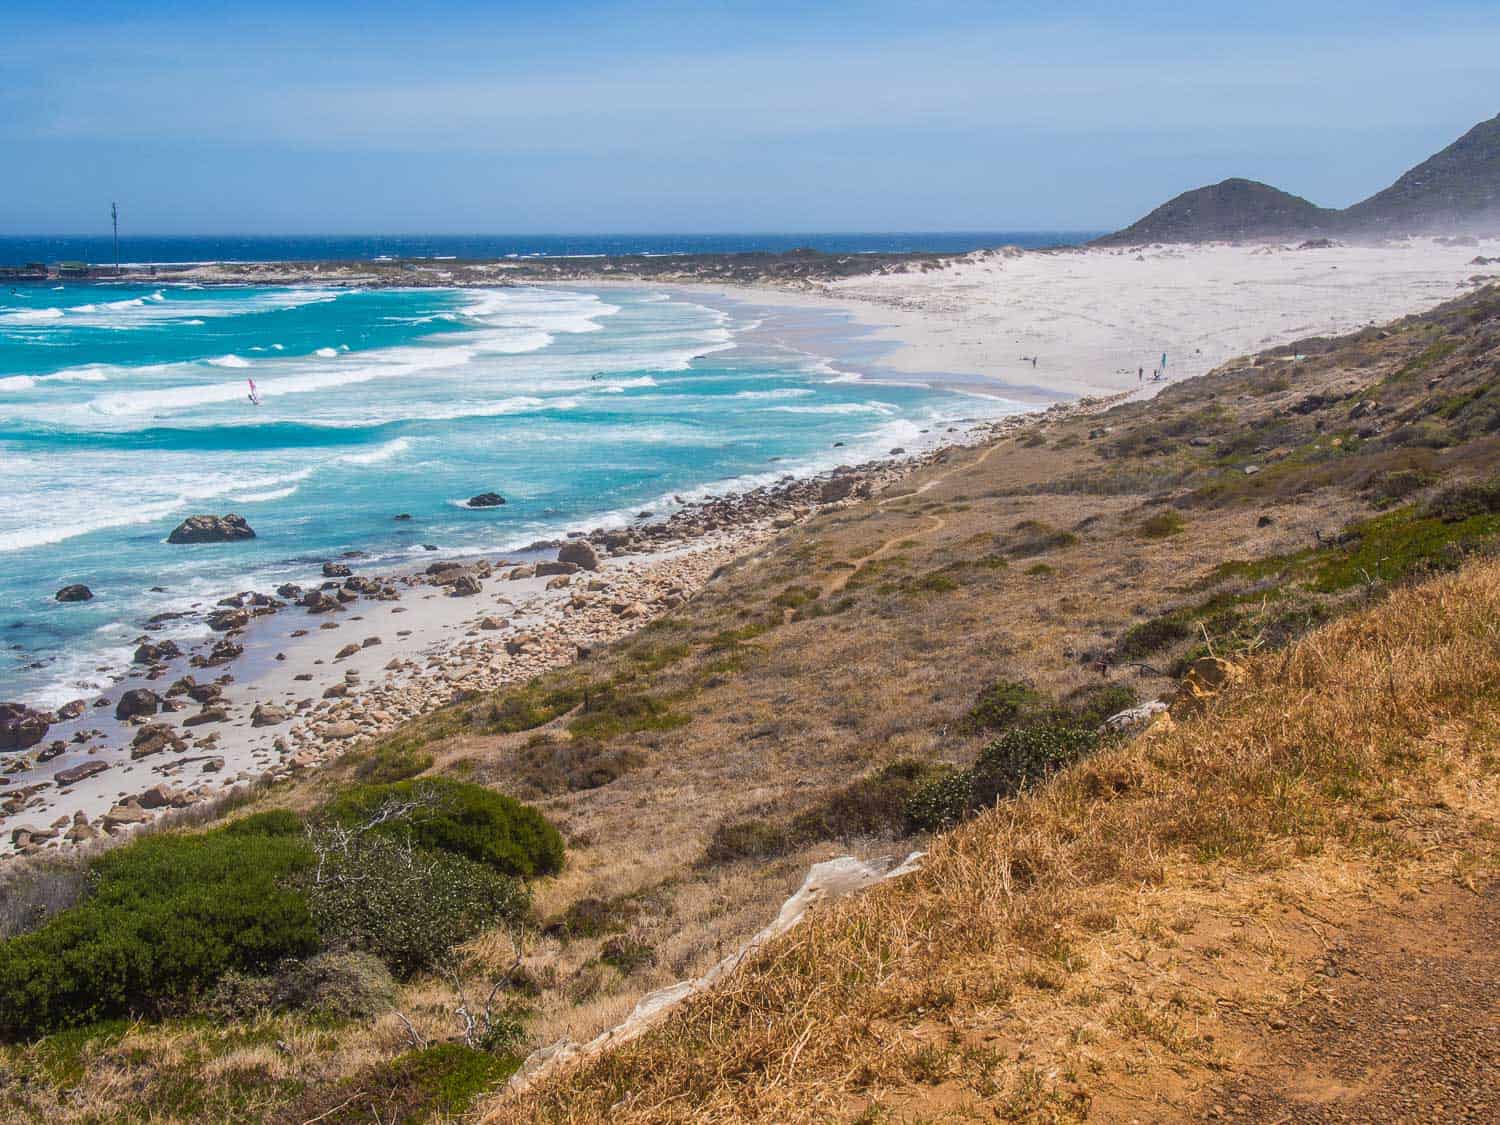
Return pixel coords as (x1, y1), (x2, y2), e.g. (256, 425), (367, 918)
(55, 584), (94, 603)
(467, 492), (507, 508)
(166, 513), (256, 544)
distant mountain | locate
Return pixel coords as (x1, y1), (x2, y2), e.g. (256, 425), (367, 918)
(1094, 179), (1336, 246)
(1342, 113), (1500, 234)
(1096, 113), (1500, 245)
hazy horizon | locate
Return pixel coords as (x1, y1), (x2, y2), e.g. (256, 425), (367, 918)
(4, 1), (1498, 236)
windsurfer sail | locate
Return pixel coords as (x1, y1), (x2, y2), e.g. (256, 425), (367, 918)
(247, 379), (261, 406)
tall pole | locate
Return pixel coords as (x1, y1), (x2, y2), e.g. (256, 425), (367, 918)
(111, 202), (119, 276)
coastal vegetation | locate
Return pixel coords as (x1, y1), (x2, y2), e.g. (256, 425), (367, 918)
(2, 282), (1499, 1120)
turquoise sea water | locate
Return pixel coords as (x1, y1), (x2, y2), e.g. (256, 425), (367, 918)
(0, 283), (1020, 706)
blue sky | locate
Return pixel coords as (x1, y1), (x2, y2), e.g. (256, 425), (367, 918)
(2, 1), (1497, 234)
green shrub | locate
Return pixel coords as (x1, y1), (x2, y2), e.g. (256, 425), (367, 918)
(567, 686), (687, 741)
(286, 1042), (520, 1123)
(963, 680), (1044, 733)
(323, 777), (563, 879)
(1137, 510), (1185, 539)
(906, 726), (1101, 834)
(222, 808), (303, 837)
(789, 759), (949, 841)
(1422, 478), (1500, 522)
(599, 935), (657, 975)
(1059, 683), (1139, 728)
(969, 725), (1100, 808)
(306, 834), (528, 978)
(905, 769), (972, 833)
(703, 818), (793, 864)
(211, 950), (397, 1020)
(0, 826), (317, 1039)
(551, 895), (639, 939)
(1115, 614), (1193, 659)
(352, 745), (434, 784)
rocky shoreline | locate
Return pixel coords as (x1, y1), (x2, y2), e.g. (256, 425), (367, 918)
(1, 414), (1040, 857)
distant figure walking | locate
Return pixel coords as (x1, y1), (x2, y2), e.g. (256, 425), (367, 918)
(1138, 366), (1143, 382)
(1031, 356), (1038, 369)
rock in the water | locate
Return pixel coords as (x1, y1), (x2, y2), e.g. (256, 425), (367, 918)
(0, 703), (51, 750)
(322, 562), (352, 578)
(55, 584), (93, 603)
(115, 688), (161, 721)
(468, 492), (507, 508)
(557, 539), (601, 571)
(166, 513), (256, 544)
(54, 699), (87, 721)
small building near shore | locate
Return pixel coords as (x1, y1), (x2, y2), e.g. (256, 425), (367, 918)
(0, 262), (48, 281)
(57, 261), (92, 278)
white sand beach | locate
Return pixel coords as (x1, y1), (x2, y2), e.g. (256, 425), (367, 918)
(695, 237), (1500, 400)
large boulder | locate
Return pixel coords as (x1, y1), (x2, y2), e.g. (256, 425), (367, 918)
(115, 688), (161, 721)
(0, 703), (50, 750)
(535, 560), (579, 578)
(55, 584), (93, 603)
(166, 514), (256, 544)
(557, 540), (601, 571)
(322, 562), (352, 578)
(206, 609), (250, 632)
(134, 639), (182, 665)
(467, 492), (507, 508)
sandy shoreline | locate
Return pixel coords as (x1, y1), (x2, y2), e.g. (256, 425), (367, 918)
(7, 235), (1497, 855)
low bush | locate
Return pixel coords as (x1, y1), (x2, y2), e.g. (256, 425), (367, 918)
(599, 934), (657, 975)
(352, 745), (434, 784)
(906, 726), (1102, 834)
(963, 679), (1044, 733)
(703, 818), (794, 864)
(904, 769), (972, 833)
(222, 808), (303, 837)
(306, 833), (528, 978)
(550, 895), (640, 939)
(969, 725), (1101, 808)
(323, 777), (563, 879)
(211, 950), (397, 1020)
(0, 855), (89, 941)
(789, 759), (950, 841)
(284, 1042), (521, 1124)
(1059, 683), (1139, 728)
(568, 686), (687, 741)
(514, 738), (646, 796)
(0, 823), (318, 1039)
(1137, 510), (1186, 539)
(1115, 614), (1194, 659)
(1422, 477), (1500, 522)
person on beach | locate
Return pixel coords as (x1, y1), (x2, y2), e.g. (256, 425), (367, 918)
(1138, 366), (1143, 382)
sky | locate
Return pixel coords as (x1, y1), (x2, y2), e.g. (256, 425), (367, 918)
(2, 1), (1498, 235)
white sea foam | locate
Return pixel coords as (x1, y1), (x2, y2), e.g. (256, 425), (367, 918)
(730, 387), (815, 400)
(337, 437), (412, 466)
(314, 347), (338, 358)
(766, 400), (899, 416)
(207, 354), (251, 368)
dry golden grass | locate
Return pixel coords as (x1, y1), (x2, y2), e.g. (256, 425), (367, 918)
(488, 557), (1500, 1122)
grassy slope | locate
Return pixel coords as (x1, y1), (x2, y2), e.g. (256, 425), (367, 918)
(6, 283), (1500, 1122)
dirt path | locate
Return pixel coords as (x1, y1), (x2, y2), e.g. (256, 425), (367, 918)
(1202, 879), (1499, 1123)
(818, 441), (1004, 600)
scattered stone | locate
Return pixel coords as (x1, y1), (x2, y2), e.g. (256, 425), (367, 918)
(54, 760), (109, 786)
(536, 560), (579, 577)
(322, 562), (352, 578)
(251, 703), (291, 727)
(450, 574), (483, 596)
(134, 639), (183, 664)
(184, 704), (230, 727)
(207, 608), (250, 632)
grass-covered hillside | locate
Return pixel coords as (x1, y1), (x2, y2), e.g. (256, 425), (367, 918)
(3, 284), (1500, 1122)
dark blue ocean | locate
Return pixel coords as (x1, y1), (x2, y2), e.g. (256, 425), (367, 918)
(0, 232), (1095, 267)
